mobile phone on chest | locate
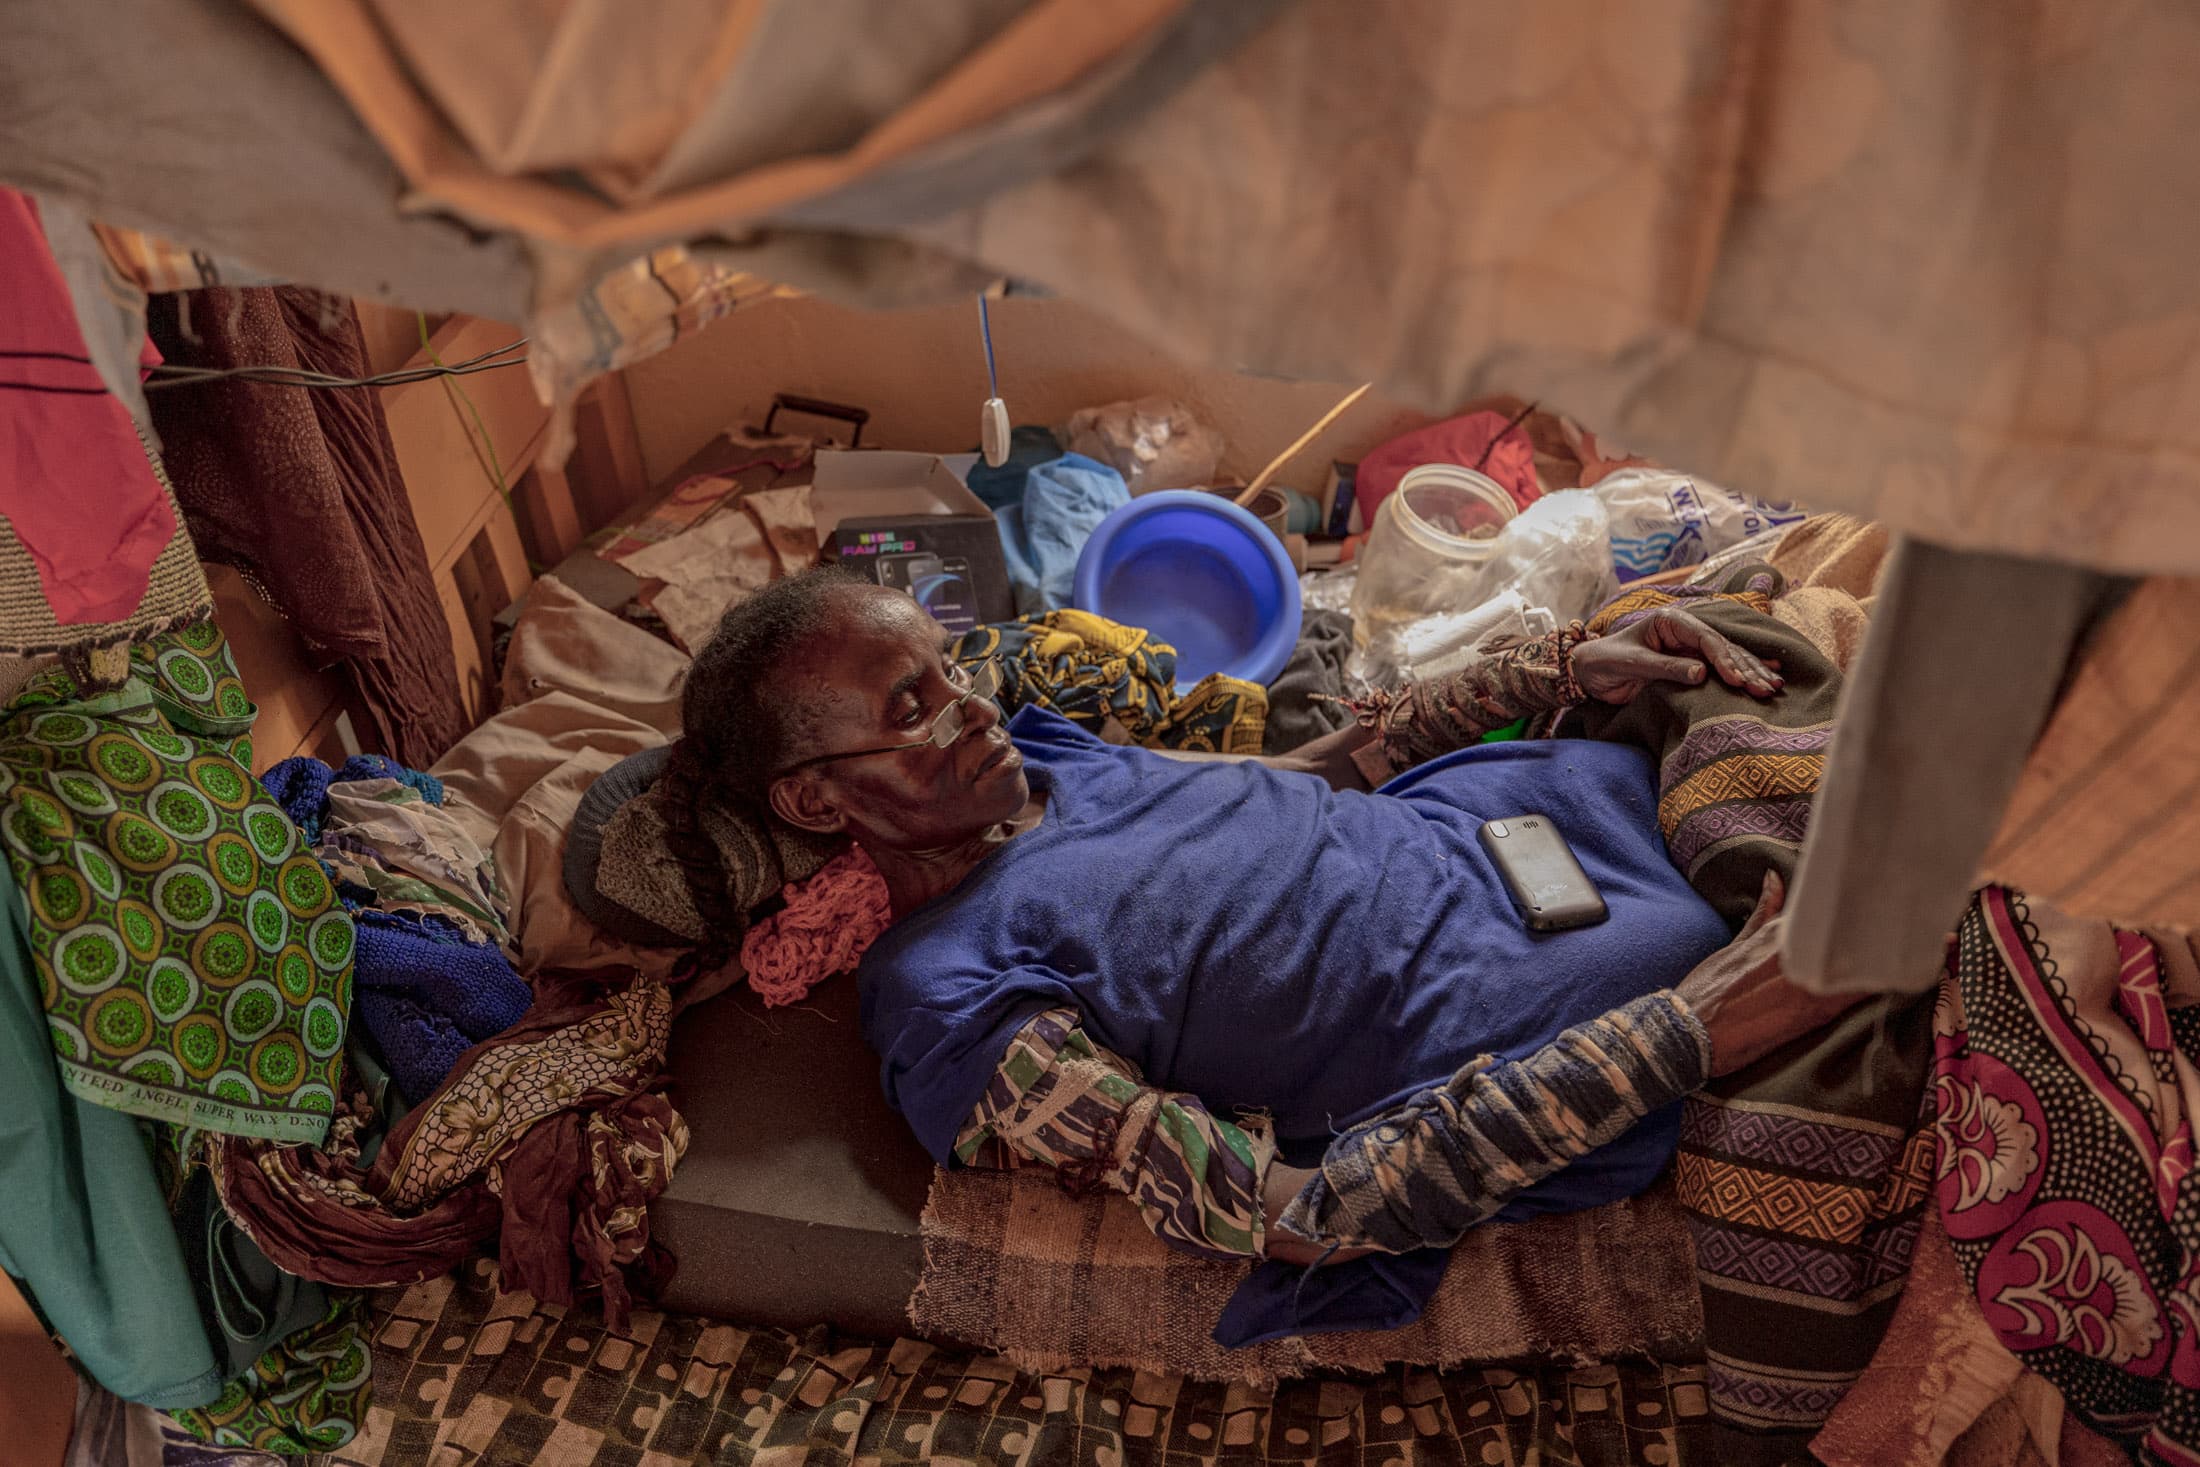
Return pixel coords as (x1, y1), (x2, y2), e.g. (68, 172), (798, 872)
(1478, 814), (1608, 931)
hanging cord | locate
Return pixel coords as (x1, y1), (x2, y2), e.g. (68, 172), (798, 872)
(8, 339), (530, 395)
(414, 313), (546, 574)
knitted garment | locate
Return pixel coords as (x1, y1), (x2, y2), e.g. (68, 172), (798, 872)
(266, 752), (522, 1102)
(350, 911), (532, 1106)
(737, 847), (891, 1007)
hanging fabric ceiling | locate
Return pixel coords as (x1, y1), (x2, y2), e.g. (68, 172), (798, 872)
(5, 0), (2199, 574)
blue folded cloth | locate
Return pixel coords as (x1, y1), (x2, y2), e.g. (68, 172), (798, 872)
(993, 453), (1131, 615)
(1213, 1250), (1451, 1347)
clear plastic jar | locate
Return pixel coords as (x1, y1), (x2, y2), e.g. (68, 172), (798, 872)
(1350, 464), (1517, 650)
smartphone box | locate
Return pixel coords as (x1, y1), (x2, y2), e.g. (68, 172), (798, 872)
(812, 449), (1014, 635)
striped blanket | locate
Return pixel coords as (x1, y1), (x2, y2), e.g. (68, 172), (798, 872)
(1578, 564), (1939, 1465)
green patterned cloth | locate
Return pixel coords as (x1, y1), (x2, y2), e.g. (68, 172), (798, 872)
(171, 1290), (373, 1453)
(0, 622), (353, 1143)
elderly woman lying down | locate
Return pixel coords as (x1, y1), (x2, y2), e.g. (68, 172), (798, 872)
(670, 567), (1858, 1335)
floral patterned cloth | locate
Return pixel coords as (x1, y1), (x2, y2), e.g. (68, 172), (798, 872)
(1937, 886), (2200, 1462)
(0, 624), (352, 1142)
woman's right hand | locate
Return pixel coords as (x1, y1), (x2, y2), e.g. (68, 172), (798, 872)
(1674, 871), (1863, 1075)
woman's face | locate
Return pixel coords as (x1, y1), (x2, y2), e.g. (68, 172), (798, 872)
(763, 586), (1028, 851)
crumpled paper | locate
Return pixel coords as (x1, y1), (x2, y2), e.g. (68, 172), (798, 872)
(621, 506), (774, 652)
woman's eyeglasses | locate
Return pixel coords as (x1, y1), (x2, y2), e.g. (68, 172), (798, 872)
(775, 658), (1004, 776)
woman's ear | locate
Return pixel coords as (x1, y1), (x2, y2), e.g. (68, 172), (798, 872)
(769, 771), (846, 835)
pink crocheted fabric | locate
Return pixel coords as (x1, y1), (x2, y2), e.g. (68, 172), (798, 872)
(738, 847), (893, 1007)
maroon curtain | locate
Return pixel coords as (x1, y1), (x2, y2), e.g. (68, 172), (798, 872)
(147, 288), (469, 767)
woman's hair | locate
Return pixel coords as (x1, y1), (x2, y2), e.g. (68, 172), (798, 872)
(657, 565), (863, 939)
(677, 564), (865, 802)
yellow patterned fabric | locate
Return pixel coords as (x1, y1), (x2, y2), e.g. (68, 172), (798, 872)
(950, 609), (1267, 754)
(1588, 580), (1773, 636)
(1658, 749), (1825, 840)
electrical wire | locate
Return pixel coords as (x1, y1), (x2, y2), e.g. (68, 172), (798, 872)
(977, 294), (1000, 398)
(156, 335), (529, 378)
(140, 336), (531, 392)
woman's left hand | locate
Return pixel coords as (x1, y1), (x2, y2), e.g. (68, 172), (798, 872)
(1570, 607), (1783, 705)
(1262, 1162), (1378, 1265)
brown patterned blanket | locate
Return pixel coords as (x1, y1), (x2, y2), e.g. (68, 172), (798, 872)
(911, 1167), (1703, 1384)
(304, 1259), (1714, 1467)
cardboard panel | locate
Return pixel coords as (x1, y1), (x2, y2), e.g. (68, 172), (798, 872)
(207, 564), (349, 773)
(382, 315), (545, 573)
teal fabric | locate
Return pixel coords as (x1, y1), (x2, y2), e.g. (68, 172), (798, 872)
(176, 1165), (333, 1384)
(0, 862), (226, 1409)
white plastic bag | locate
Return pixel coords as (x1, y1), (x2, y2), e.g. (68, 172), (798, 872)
(1593, 469), (1806, 583)
(1453, 489), (1617, 625)
(1064, 396), (1224, 495)
(1396, 590), (1558, 681)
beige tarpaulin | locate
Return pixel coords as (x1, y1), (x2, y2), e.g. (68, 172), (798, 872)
(1984, 576), (2200, 933)
(247, 0), (1190, 249)
(906, 0), (2200, 578)
(9, 0), (2200, 575)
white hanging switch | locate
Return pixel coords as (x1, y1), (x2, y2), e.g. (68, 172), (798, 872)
(980, 396), (1011, 467)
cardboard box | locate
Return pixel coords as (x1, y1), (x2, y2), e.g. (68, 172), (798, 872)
(813, 450), (1013, 634)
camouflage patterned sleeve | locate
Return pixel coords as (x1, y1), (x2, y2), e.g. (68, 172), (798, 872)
(1275, 991), (1711, 1254)
(953, 1008), (1272, 1260)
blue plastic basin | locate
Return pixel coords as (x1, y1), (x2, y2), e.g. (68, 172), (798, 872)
(1071, 490), (1303, 689)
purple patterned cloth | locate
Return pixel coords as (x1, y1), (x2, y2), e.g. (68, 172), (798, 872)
(1576, 566), (1940, 1464)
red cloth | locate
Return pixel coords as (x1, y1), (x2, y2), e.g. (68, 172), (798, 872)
(738, 846), (892, 1006)
(1353, 410), (1541, 527)
(0, 189), (176, 624)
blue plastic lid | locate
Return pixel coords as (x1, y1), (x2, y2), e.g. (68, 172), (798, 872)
(1071, 490), (1304, 689)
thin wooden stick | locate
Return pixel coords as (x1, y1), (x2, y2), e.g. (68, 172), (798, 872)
(1234, 382), (1374, 507)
